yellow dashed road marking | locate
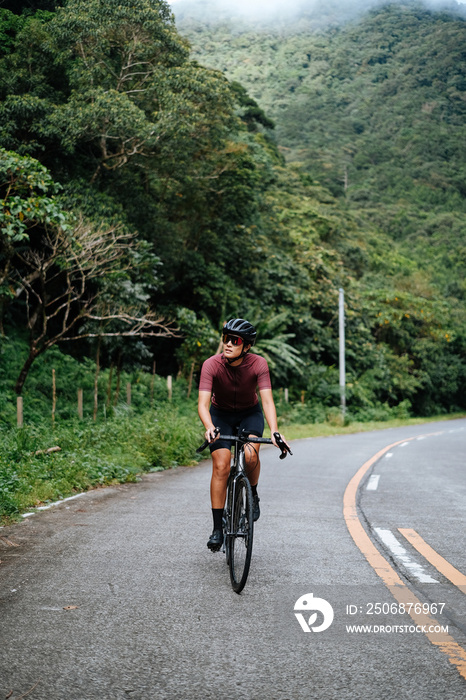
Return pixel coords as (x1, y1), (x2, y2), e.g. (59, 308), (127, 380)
(343, 433), (466, 680)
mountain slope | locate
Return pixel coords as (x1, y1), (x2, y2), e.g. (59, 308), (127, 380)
(173, 0), (466, 415)
(176, 2), (466, 289)
(176, 3), (466, 201)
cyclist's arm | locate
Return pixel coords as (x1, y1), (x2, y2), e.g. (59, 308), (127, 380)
(259, 388), (288, 448)
(198, 390), (218, 443)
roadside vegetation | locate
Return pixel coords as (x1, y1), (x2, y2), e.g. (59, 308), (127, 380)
(1, 336), (463, 524)
(0, 405), (201, 522)
(2, 385), (463, 524)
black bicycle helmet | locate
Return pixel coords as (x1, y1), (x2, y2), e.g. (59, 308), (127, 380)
(222, 318), (257, 346)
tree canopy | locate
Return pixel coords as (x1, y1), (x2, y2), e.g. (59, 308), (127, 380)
(0, 0), (465, 419)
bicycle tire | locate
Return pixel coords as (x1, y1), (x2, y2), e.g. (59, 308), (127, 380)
(224, 471), (234, 566)
(223, 511), (230, 566)
(229, 474), (254, 593)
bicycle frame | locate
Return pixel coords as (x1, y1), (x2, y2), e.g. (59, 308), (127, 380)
(224, 437), (250, 544)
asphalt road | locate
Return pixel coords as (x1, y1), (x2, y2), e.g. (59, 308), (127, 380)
(0, 418), (465, 700)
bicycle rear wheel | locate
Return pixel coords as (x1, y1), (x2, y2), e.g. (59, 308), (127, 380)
(229, 474), (254, 593)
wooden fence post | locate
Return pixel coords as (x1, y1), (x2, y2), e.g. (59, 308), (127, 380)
(167, 375), (172, 401)
(187, 361), (195, 399)
(150, 360), (156, 407)
(52, 369), (56, 426)
(77, 389), (83, 419)
(284, 388), (289, 403)
(17, 397), (23, 428)
(93, 336), (101, 421)
(106, 363), (114, 409)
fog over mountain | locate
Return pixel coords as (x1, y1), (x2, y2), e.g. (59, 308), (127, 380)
(168, 0), (466, 25)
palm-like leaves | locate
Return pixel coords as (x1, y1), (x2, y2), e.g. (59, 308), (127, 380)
(249, 311), (304, 376)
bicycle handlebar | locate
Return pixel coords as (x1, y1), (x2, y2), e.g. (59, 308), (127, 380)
(196, 429), (292, 460)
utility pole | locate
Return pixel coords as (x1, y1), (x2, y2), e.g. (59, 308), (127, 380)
(339, 288), (346, 418)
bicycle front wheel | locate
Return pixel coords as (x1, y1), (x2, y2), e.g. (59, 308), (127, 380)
(229, 474), (254, 594)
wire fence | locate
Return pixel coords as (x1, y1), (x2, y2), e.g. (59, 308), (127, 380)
(13, 374), (176, 428)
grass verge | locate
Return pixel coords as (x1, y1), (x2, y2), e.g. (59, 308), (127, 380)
(0, 406), (203, 524)
(281, 413), (466, 441)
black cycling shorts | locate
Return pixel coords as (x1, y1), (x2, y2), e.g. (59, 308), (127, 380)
(209, 404), (264, 453)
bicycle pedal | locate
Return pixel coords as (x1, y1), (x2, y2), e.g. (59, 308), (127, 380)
(207, 543), (222, 553)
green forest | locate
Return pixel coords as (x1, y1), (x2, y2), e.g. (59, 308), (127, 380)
(0, 0), (465, 516)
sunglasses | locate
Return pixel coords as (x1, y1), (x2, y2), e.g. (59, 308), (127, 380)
(223, 334), (244, 346)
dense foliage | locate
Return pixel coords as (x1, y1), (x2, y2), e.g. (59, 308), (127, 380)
(1, 0), (465, 429)
(174, 0), (466, 416)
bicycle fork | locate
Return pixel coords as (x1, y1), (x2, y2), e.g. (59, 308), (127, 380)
(222, 471), (239, 553)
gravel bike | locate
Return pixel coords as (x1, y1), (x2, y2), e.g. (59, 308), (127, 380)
(197, 429), (292, 593)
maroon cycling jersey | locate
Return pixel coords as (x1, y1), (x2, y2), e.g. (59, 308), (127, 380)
(199, 353), (272, 411)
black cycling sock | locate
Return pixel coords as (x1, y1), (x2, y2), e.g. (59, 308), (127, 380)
(251, 484), (258, 497)
(212, 508), (223, 531)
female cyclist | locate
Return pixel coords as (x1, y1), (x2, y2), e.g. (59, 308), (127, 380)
(198, 318), (288, 551)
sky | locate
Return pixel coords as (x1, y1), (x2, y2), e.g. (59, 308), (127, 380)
(167, 0), (300, 8)
(167, 0), (466, 12)
(166, 1), (466, 35)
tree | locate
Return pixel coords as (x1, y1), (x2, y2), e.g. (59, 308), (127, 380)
(0, 149), (176, 393)
(12, 217), (177, 394)
(250, 310), (304, 383)
(0, 148), (68, 332)
(0, 2), (57, 12)
(0, 1), (277, 326)
(48, 0), (189, 178)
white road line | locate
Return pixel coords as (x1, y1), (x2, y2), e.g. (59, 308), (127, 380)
(385, 452), (393, 459)
(22, 492), (86, 517)
(399, 442), (410, 448)
(374, 527), (438, 583)
(366, 475), (380, 491)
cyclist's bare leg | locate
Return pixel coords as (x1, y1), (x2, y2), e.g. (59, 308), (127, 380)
(210, 448), (231, 509)
(245, 438), (261, 487)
